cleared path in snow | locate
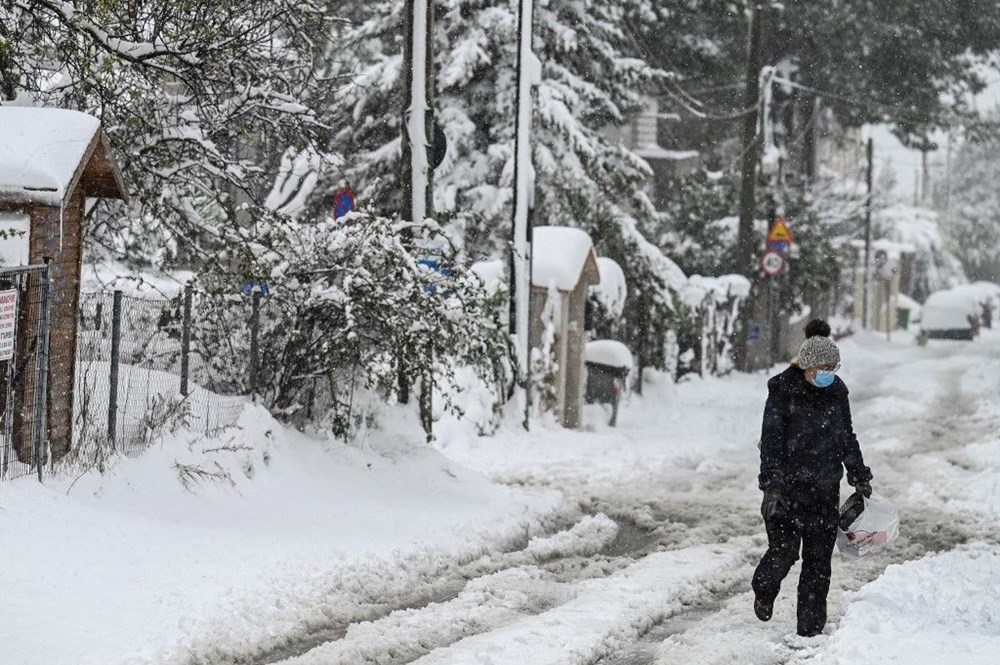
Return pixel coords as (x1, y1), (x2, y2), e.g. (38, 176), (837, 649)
(601, 334), (1000, 665)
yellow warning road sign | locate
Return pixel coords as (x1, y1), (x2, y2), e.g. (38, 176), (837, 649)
(767, 218), (793, 243)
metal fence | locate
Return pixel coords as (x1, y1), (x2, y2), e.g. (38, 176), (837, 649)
(74, 288), (257, 459)
(0, 264), (51, 482)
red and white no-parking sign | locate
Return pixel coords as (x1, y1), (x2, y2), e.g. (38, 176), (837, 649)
(760, 250), (785, 277)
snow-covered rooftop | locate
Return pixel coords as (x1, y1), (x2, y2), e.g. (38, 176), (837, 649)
(532, 226), (599, 291)
(0, 106), (123, 206)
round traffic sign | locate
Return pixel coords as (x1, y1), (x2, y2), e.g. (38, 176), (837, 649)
(760, 250), (785, 277)
(332, 187), (356, 220)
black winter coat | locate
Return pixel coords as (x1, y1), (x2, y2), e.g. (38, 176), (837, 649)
(758, 365), (872, 494)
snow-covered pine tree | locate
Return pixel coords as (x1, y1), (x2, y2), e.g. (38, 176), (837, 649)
(319, 0), (687, 375)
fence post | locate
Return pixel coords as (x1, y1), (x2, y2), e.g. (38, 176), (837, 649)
(33, 260), (52, 481)
(180, 285), (192, 397)
(107, 290), (123, 447)
(249, 290), (261, 396)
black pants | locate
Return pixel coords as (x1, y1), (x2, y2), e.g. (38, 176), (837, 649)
(752, 488), (839, 636)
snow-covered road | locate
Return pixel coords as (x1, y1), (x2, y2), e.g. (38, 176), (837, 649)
(264, 330), (1000, 664)
(4, 328), (999, 665)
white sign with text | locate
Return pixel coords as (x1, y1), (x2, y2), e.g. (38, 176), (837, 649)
(0, 289), (18, 361)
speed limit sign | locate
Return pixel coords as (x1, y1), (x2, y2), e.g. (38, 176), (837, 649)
(760, 250), (785, 277)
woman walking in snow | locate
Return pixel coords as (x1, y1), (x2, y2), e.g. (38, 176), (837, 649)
(752, 319), (874, 638)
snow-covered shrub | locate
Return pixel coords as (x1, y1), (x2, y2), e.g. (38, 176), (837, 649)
(195, 214), (511, 441)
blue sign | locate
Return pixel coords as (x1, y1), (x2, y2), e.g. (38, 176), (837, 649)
(417, 257), (451, 295)
(241, 281), (270, 297)
(333, 188), (356, 219)
(747, 323), (762, 341)
(767, 240), (791, 256)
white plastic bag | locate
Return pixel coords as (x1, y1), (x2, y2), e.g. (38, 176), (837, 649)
(836, 492), (900, 557)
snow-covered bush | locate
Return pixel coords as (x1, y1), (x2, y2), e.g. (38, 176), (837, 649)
(195, 215), (511, 441)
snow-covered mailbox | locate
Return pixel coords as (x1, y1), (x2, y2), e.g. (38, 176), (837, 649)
(0, 106), (127, 464)
(530, 226), (601, 429)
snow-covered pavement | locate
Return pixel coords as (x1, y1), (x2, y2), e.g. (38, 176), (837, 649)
(2, 328), (1000, 664)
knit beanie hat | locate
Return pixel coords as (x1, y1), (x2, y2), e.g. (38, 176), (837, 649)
(797, 335), (840, 369)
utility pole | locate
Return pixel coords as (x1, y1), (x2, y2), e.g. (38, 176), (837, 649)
(733, 3), (764, 371)
(921, 147), (930, 207)
(400, 0), (434, 419)
(510, 0), (541, 427)
(401, 0), (434, 225)
(862, 137), (873, 329)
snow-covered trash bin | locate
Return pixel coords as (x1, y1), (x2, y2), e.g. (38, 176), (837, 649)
(896, 293), (921, 330)
(837, 492), (900, 558)
(584, 340), (633, 427)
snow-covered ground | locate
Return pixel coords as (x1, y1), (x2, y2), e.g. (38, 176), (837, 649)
(2, 327), (1000, 664)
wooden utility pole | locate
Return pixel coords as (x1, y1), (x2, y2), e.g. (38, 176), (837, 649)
(733, 4), (764, 371)
(862, 137), (873, 329)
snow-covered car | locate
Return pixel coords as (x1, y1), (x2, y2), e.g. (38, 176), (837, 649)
(920, 287), (981, 340)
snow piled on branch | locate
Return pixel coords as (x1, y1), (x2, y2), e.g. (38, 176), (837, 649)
(593, 257), (627, 317)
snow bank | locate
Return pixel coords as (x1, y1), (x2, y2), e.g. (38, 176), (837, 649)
(0, 400), (558, 665)
(815, 545), (1000, 665)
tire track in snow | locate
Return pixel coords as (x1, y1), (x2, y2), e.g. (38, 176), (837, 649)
(251, 513), (654, 665)
(259, 505), (759, 665)
(595, 339), (1000, 665)
(594, 505), (992, 665)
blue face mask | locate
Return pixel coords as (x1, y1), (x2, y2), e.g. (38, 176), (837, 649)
(812, 370), (836, 388)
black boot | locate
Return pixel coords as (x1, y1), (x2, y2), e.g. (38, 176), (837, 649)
(754, 597), (773, 622)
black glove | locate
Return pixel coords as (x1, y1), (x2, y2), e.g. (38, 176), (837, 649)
(854, 480), (873, 498)
(761, 491), (786, 520)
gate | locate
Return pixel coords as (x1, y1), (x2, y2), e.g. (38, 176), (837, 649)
(0, 264), (51, 482)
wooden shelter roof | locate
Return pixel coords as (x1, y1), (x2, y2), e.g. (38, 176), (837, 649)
(0, 106), (127, 207)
